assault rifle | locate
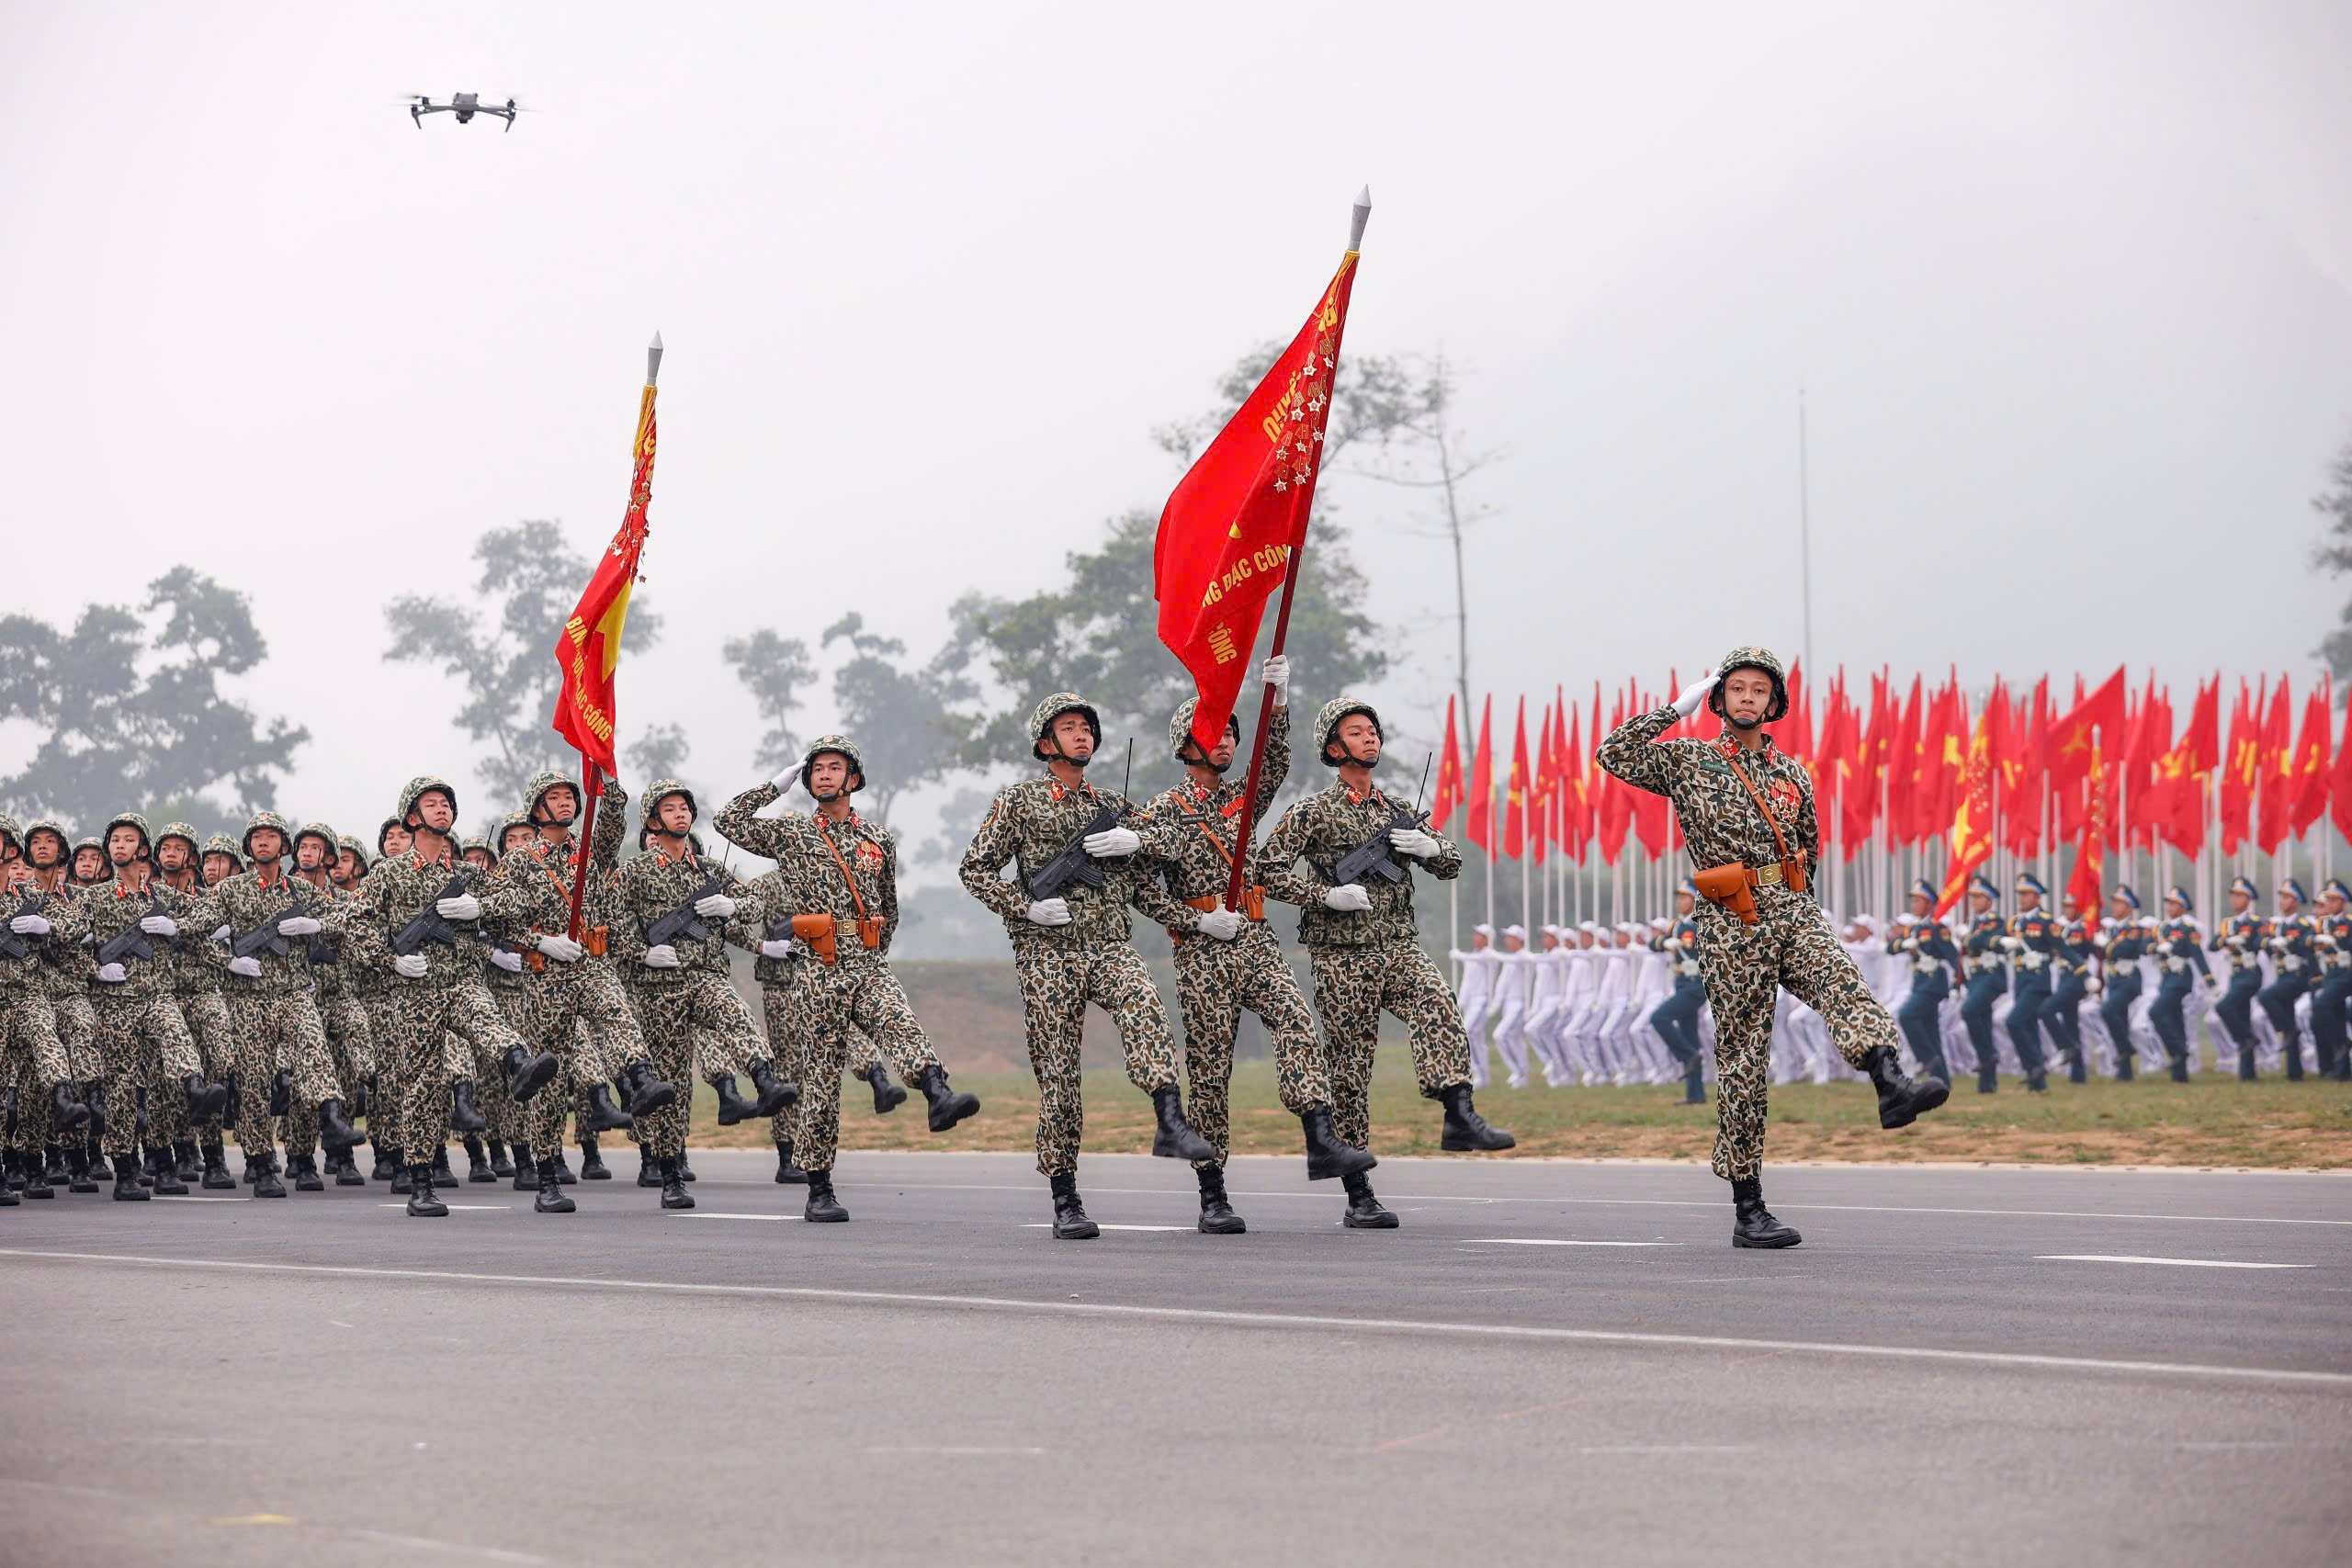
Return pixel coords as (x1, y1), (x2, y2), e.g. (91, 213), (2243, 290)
(232, 883), (315, 961)
(1316, 754), (1433, 888)
(0, 887), (43, 962)
(644, 867), (729, 950)
(93, 887), (170, 967)
(391, 874), (474, 956)
(1025, 740), (1133, 901)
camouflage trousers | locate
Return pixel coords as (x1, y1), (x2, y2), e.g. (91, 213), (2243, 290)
(760, 976), (908, 1153)
(1693, 891), (1894, 1180)
(288, 993), (375, 1156)
(1173, 923), (1334, 1168)
(374, 979), (525, 1165)
(179, 988), (236, 1145)
(92, 992), (199, 1157)
(626, 974), (765, 1160)
(1011, 939), (1180, 1178)
(439, 1006), (517, 1143)
(514, 967), (643, 1158)
(54, 993), (100, 1083)
(3, 983), (74, 1154)
(1307, 940), (1474, 1152)
(222, 992), (347, 1157)
(784, 957), (937, 1172)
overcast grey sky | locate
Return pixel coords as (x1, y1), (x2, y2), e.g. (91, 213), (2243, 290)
(6, 1), (2350, 846)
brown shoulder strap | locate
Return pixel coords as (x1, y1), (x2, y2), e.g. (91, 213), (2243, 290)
(1721, 750), (1796, 871)
(812, 819), (870, 921)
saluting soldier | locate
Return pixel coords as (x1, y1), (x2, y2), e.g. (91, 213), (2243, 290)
(1998, 873), (2058, 1091)
(1956, 875), (2008, 1092)
(2045, 891), (2096, 1084)
(2147, 886), (2211, 1083)
(1598, 649), (1945, 1248)
(1887, 877), (1962, 1084)
(2256, 879), (2314, 1081)
(2093, 886), (2149, 1079)
(959, 693), (1216, 1239)
(2209, 876), (2266, 1080)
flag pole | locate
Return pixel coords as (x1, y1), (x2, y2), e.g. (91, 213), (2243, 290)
(1220, 190), (1370, 915)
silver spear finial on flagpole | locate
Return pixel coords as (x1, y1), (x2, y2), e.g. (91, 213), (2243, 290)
(1350, 186), (1372, 251)
(647, 332), (663, 386)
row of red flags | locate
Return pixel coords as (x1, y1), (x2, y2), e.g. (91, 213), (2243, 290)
(1430, 666), (2346, 899)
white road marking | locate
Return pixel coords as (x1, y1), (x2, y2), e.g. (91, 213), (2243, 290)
(860, 1445), (1047, 1456)
(6, 1246), (2346, 1389)
(2036, 1255), (2315, 1269)
(1021, 1223), (1193, 1233)
(153, 1195), (244, 1202)
(1464, 1238), (1682, 1247)
(375, 1203), (512, 1212)
(1574, 1444), (1755, 1454)
(676, 1212), (786, 1221)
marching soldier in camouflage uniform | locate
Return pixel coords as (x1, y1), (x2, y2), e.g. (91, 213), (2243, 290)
(71, 836), (107, 887)
(960, 694), (1215, 1239)
(333, 834), (369, 892)
(1998, 873), (2057, 1091)
(1138, 664), (1373, 1234)
(344, 778), (557, 1216)
(17, 818), (104, 1189)
(153, 821), (238, 1186)
(281, 821), (372, 1188)
(716, 737), (979, 1223)
(2047, 892), (2096, 1084)
(1646, 879), (1708, 1104)
(1599, 649), (1945, 1248)
(210, 811), (368, 1197)
(480, 813), (539, 1182)
(0, 815), (94, 1201)
(200, 835), (243, 886)
(1256, 695), (1514, 1230)
(740, 861), (813, 1186)
(1956, 876), (2008, 1092)
(611, 779), (793, 1210)
(1887, 877), (1961, 1082)
(2094, 886), (2149, 1079)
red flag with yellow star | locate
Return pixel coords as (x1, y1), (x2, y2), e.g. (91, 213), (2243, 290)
(552, 347), (660, 776)
(1502, 696), (1531, 859)
(1933, 711), (1996, 917)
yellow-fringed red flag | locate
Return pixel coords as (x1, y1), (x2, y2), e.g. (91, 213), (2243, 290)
(1933, 711), (1996, 916)
(552, 336), (662, 776)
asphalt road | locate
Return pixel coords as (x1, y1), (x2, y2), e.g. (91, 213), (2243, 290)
(3, 1151), (2346, 1567)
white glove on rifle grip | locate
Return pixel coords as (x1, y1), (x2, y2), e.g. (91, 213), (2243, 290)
(1322, 884), (1373, 913)
(392, 953), (429, 979)
(1389, 827), (1441, 861)
(1670, 669), (1719, 720)
(279, 915), (322, 937)
(10, 913), (51, 936)
(1082, 827), (1141, 859)
(1024, 898), (1072, 928)
(535, 933), (583, 964)
(227, 955), (263, 979)
(641, 944), (681, 969)
(488, 949), (526, 974)
(434, 894), (481, 922)
(1195, 908), (1244, 941)
(95, 962), (127, 984)
(695, 893), (737, 919)
(757, 939), (795, 959)
(140, 914), (178, 936)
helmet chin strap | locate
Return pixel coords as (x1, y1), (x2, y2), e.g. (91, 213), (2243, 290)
(1727, 712), (1763, 732)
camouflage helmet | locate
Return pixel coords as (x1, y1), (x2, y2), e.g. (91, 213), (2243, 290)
(396, 775), (458, 829)
(1027, 692), (1102, 761)
(1707, 646), (1791, 723)
(799, 734), (865, 795)
(22, 817), (71, 863)
(242, 810), (295, 861)
(376, 817), (405, 854)
(0, 813), (19, 855)
(492, 810), (536, 855)
(1313, 695), (1384, 768)
(335, 833), (370, 870)
(71, 836), (105, 876)
(640, 778), (697, 829)
(154, 821), (201, 861)
(293, 821), (339, 863)
(458, 833), (491, 859)
(522, 770), (579, 826)
(1168, 697), (1240, 765)
(100, 810), (154, 861)
(200, 833), (243, 863)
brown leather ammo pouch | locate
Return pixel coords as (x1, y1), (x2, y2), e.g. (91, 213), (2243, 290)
(582, 925), (610, 957)
(1693, 863), (1759, 927)
(854, 915), (883, 950)
(789, 912), (838, 965)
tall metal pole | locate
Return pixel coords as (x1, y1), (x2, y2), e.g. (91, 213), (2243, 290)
(1798, 386), (1815, 682)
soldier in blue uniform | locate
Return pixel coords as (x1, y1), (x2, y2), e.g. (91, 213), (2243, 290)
(2046, 891), (2096, 1083)
(1957, 874), (2008, 1092)
(2208, 876), (2266, 1080)
(2147, 886), (2210, 1083)
(1645, 879), (1706, 1104)
(1889, 876), (1961, 1083)
(2306, 879), (2352, 1080)
(2257, 878), (2314, 1081)
(1999, 872), (2059, 1092)
(2095, 886), (2149, 1080)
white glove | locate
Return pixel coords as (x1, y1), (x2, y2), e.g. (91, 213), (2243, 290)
(1389, 827), (1441, 860)
(1024, 898), (1072, 927)
(1900, 937), (1920, 953)
(435, 893), (481, 922)
(694, 893), (737, 919)
(228, 954), (263, 978)
(140, 913), (179, 937)
(1997, 936), (2022, 952)
(489, 948), (526, 974)
(641, 944), (681, 969)
(10, 913), (50, 936)
(392, 953), (430, 979)
(2155, 942), (2175, 957)
(95, 962), (127, 984)
(535, 933), (583, 964)
(210, 923), (232, 942)
(2084, 975), (2104, 995)
(1261, 654), (1290, 705)
(1670, 668), (1720, 719)
(1322, 884), (1373, 912)
(1662, 936), (1682, 952)
(1082, 827), (1141, 859)
(769, 764), (798, 792)
(1195, 908), (1244, 941)
(758, 939), (795, 959)
(278, 915), (322, 937)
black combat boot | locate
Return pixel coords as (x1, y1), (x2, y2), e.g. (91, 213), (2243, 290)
(1148, 1086), (1216, 1162)
(51, 1145), (75, 1185)
(1437, 1084), (1516, 1151)
(429, 1145), (457, 1186)
(182, 1073), (228, 1122)
(578, 1135), (610, 1179)
(2168, 1055), (2190, 1085)
(1730, 1176), (1800, 1248)
(917, 1066), (979, 1133)
(288, 1151), (323, 1192)
(0, 1168), (14, 1206)
(405, 1163), (447, 1217)
(534, 1156), (575, 1214)
(637, 1147), (659, 1188)
(268, 1066), (292, 1117)
(84, 1082), (107, 1143)
(658, 1155), (695, 1210)
(553, 1148), (578, 1185)
(333, 1148), (367, 1187)
(2024, 1069), (2050, 1093)
(64, 1145), (98, 1193)
(447, 1080), (488, 1134)
(804, 1168), (848, 1223)
(346, 1076), (368, 1122)
(865, 1062), (907, 1115)
(1975, 1060), (2000, 1093)
(86, 1134), (110, 1180)
(617, 1062), (675, 1119)
(318, 1099), (365, 1153)
(1300, 1107), (1375, 1181)
(390, 1160), (413, 1195)
(463, 1135), (494, 1183)
(711, 1072), (759, 1126)
(111, 1156), (149, 1201)
(50, 1080), (89, 1134)
(502, 1044), (560, 1105)
(676, 1150), (695, 1182)
(1682, 1057), (1706, 1105)
(1047, 1171), (1098, 1239)
(1340, 1171), (1396, 1229)
(1862, 1044), (1950, 1129)
(582, 1082), (634, 1133)
(173, 1138), (201, 1183)
(140, 1143), (164, 1185)
(20, 1155), (51, 1199)
(1195, 1165), (1245, 1235)
(215, 1072), (237, 1128)
(774, 1140), (809, 1184)
(251, 1151), (287, 1200)
(487, 1137), (515, 1179)
(511, 1141), (537, 1192)
(146, 1145), (186, 1194)
(2, 1150), (23, 1191)
(200, 1141), (236, 1190)
(748, 1060), (798, 1118)
(371, 1143), (400, 1183)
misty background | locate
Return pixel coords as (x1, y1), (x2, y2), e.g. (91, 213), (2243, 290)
(6, 2), (2351, 949)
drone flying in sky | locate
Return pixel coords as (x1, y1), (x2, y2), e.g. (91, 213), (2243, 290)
(407, 94), (520, 130)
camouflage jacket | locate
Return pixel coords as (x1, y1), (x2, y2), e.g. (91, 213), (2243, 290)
(715, 784), (901, 959)
(745, 866), (801, 987)
(345, 847), (514, 991)
(1138, 706), (1289, 926)
(1251, 780), (1462, 949)
(290, 874), (357, 996)
(0, 877), (85, 994)
(1598, 706), (1818, 884)
(211, 866), (361, 997)
(607, 842), (765, 986)
(959, 774), (1185, 948)
(80, 874), (216, 999)
(154, 873), (230, 997)
(483, 836), (617, 990)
